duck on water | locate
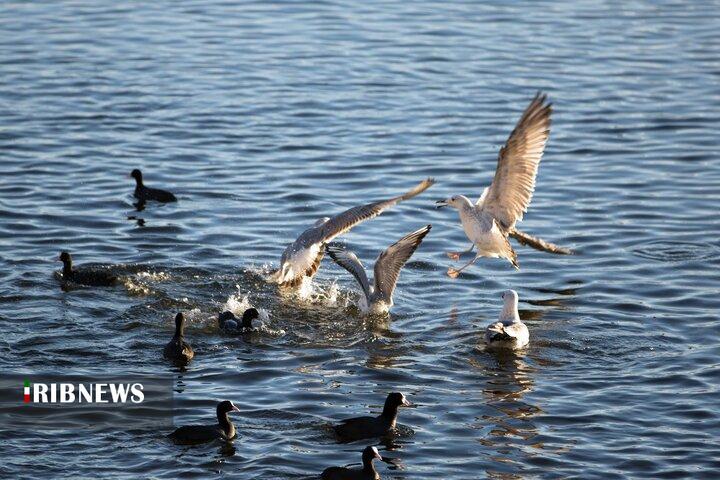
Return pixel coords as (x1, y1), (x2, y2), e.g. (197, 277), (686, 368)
(57, 251), (118, 287)
(218, 308), (259, 332)
(321, 446), (384, 480)
(333, 392), (411, 442)
(168, 400), (240, 445)
(130, 169), (177, 203)
(163, 312), (194, 364)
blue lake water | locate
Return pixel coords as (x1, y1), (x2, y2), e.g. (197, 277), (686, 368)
(1, 1), (719, 478)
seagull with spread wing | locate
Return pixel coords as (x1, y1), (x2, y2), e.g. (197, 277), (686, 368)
(436, 92), (571, 278)
(272, 179), (434, 288)
(326, 225), (431, 314)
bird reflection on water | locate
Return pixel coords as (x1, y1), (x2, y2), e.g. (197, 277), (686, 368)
(471, 349), (540, 477)
(466, 288), (578, 477)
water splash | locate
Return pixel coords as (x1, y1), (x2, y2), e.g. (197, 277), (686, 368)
(134, 271), (170, 282)
(183, 308), (204, 325)
(222, 285), (271, 322)
(121, 278), (153, 296)
(121, 270), (170, 295)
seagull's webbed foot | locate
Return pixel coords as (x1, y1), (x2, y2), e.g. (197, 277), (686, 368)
(446, 244), (474, 261)
(447, 254), (479, 278)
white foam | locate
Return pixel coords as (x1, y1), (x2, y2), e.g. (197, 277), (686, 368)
(223, 286), (271, 322)
(138, 271), (170, 282)
(295, 276), (315, 300)
(184, 307), (203, 324)
(121, 278), (152, 296)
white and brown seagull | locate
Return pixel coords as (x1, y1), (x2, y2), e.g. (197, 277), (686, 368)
(272, 178), (434, 288)
(326, 225), (431, 314)
(436, 92), (571, 278)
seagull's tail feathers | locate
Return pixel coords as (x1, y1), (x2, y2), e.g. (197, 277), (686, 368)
(509, 228), (573, 255)
(491, 328), (514, 342)
(510, 250), (519, 270)
(486, 322), (513, 343)
(500, 234), (520, 270)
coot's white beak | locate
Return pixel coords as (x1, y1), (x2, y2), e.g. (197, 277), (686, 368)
(231, 403), (240, 413)
(372, 447), (383, 460)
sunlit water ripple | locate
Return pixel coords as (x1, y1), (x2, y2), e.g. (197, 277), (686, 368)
(1, 1), (719, 478)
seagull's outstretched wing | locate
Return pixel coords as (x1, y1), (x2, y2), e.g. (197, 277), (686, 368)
(373, 225), (432, 303)
(478, 93), (552, 229)
(316, 178), (434, 243)
(277, 178), (434, 287)
(326, 245), (371, 302)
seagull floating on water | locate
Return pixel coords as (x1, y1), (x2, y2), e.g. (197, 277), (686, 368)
(326, 225), (431, 314)
(271, 178), (434, 288)
(436, 92), (571, 278)
(485, 290), (529, 349)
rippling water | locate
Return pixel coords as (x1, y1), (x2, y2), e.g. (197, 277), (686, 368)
(1, 1), (720, 478)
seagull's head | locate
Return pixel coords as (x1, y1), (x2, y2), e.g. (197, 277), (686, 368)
(499, 289), (520, 322)
(502, 289), (519, 306)
(435, 195), (466, 210)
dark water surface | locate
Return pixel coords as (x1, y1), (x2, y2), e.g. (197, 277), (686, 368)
(1, 1), (720, 478)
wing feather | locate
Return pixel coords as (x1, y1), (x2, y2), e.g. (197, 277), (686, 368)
(318, 178), (434, 242)
(277, 178), (434, 287)
(326, 245), (371, 302)
(373, 225), (431, 303)
(479, 92), (552, 229)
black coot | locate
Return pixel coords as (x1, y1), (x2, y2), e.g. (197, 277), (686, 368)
(130, 169), (177, 203)
(168, 400), (240, 444)
(58, 251), (118, 287)
(218, 308), (259, 332)
(163, 313), (194, 364)
(334, 392), (410, 441)
(321, 446), (383, 480)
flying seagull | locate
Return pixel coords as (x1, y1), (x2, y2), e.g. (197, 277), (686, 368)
(326, 225), (431, 314)
(436, 92), (571, 277)
(272, 179), (434, 288)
